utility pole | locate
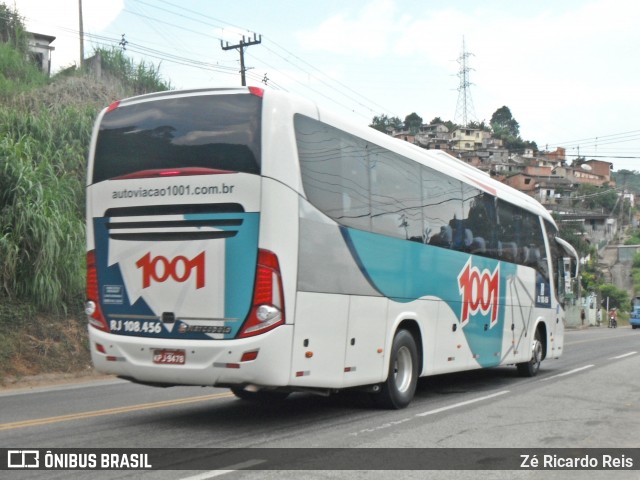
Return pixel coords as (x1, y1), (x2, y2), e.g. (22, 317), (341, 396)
(78, 0), (84, 68)
(221, 33), (262, 86)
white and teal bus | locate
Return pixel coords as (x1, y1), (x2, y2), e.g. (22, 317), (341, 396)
(86, 86), (578, 409)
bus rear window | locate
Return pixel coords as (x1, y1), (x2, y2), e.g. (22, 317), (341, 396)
(92, 93), (262, 184)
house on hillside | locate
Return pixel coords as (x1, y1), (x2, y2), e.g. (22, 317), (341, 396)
(553, 164), (609, 187)
(582, 159), (613, 183)
(456, 150), (488, 169)
(503, 165), (572, 205)
(491, 155), (526, 176)
(27, 32), (55, 76)
(392, 130), (415, 143)
(415, 123), (451, 151)
(539, 147), (566, 165)
(556, 212), (617, 246)
(450, 127), (490, 151)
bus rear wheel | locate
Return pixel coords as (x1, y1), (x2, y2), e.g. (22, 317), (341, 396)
(374, 329), (418, 409)
(517, 330), (543, 377)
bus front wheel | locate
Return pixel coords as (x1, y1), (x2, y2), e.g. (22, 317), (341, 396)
(374, 329), (418, 409)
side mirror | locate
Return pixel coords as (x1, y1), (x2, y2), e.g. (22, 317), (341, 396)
(555, 237), (579, 279)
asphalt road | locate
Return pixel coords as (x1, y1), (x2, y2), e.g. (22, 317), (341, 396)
(2, 326), (639, 480)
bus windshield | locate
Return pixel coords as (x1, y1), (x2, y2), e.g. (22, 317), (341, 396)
(92, 93), (262, 184)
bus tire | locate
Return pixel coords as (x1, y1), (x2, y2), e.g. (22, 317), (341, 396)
(374, 329), (418, 409)
(517, 330), (543, 377)
(230, 387), (290, 403)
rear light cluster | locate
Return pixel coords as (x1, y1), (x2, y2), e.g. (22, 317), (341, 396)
(85, 250), (109, 332)
(238, 249), (285, 338)
(105, 100), (120, 113)
(248, 86), (264, 98)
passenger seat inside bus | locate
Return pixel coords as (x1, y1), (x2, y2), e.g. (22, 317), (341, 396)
(498, 241), (518, 263)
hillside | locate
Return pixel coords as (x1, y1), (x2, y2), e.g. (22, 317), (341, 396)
(0, 34), (171, 385)
(0, 76), (108, 385)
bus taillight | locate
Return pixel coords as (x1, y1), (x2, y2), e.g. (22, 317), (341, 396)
(105, 100), (121, 113)
(86, 250), (109, 332)
(238, 249), (285, 338)
(248, 86), (264, 98)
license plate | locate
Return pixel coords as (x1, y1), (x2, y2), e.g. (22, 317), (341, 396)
(153, 349), (186, 365)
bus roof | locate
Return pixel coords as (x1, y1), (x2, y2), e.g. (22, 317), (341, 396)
(100, 86), (556, 227)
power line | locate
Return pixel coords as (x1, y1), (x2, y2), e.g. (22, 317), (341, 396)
(564, 154), (640, 159)
(125, 0), (395, 119)
(549, 129), (640, 148)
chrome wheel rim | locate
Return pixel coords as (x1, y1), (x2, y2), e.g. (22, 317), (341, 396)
(393, 345), (413, 393)
(532, 340), (542, 372)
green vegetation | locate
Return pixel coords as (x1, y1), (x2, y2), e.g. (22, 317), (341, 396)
(90, 46), (172, 95)
(557, 219), (630, 314)
(556, 216), (591, 259)
(404, 112), (423, 135)
(0, 2), (171, 382)
(0, 3), (28, 53)
(613, 169), (640, 195)
(599, 284), (630, 313)
(370, 105), (537, 153)
(0, 42), (46, 94)
(369, 113), (403, 133)
(624, 227), (640, 246)
(573, 183), (619, 213)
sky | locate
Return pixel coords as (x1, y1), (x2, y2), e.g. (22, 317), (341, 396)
(12, 0), (640, 172)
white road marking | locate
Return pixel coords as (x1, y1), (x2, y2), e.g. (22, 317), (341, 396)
(542, 364), (594, 381)
(415, 390), (510, 417)
(350, 417), (412, 436)
(179, 459), (266, 479)
(609, 351), (637, 360)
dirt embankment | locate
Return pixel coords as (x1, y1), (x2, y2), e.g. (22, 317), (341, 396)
(0, 314), (93, 389)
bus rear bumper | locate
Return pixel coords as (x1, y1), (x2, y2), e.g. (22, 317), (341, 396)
(88, 325), (293, 388)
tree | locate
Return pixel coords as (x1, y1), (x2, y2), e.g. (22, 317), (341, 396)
(555, 214), (591, 258)
(0, 3), (28, 54)
(466, 120), (490, 132)
(490, 106), (520, 138)
(599, 284), (629, 312)
(613, 169), (640, 195)
(489, 106), (538, 153)
(404, 112), (422, 135)
(523, 139), (538, 152)
(370, 114), (402, 134)
(429, 116), (457, 132)
(573, 184), (618, 213)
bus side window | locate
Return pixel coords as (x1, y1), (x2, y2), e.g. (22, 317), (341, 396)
(423, 168), (463, 249)
(463, 190), (497, 259)
(296, 115), (371, 231)
(370, 148), (422, 241)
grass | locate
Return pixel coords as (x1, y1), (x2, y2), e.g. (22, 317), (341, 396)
(0, 41), (172, 317)
(0, 9), (173, 379)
